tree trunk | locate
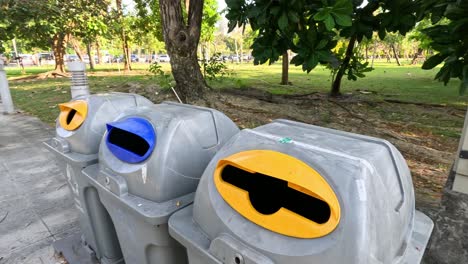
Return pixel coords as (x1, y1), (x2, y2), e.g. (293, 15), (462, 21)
(201, 43), (207, 78)
(198, 45), (203, 60)
(385, 49), (391, 63)
(240, 37), (243, 63)
(12, 39), (20, 67)
(371, 42), (377, 68)
(86, 43), (95, 70)
(159, 0), (206, 102)
(331, 36), (357, 97)
(234, 39), (239, 63)
(52, 34), (66, 73)
(391, 44), (401, 66)
(116, 0), (131, 71)
(96, 40), (102, 64)
(365, 43), (369, 63)
(411, 48), (423, 65)
(203, 42), (208, 61)
(281, 51), (289, 85)
(123, 40), (131, 70)
(70, 36), (84, 61)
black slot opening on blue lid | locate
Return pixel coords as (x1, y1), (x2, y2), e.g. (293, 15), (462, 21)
(106, 117), (156, 164)
(107, 127), (150, 156)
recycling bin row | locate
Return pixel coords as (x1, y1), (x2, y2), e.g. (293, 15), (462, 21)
(45, 93), (433, 264)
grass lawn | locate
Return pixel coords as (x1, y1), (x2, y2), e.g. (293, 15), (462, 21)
(4, 60), (467, 126)
(214, 61), (467, 107)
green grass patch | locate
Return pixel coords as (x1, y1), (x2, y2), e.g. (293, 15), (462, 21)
(8, 74), (158, 125)
(5, 60), (467, 127)
(209, 61), (467, 107)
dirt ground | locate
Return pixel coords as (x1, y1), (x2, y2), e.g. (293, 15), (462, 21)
(118, 83), (465, 209)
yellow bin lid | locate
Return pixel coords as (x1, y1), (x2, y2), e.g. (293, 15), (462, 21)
(58, 100), (88, 131)
(214, 150), (341, 238)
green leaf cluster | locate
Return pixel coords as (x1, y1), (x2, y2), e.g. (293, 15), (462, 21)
(133, 0), (164, 40)
(200, 0), (221, 43)
(0, 0), (111, 50)
(313, 0), (353, 30)
(226, 0), (355, 72)
(200, 53), (230, 80)
(421, 0), (468, 94)
(225, 0), (423, 83)
(149, 61), (174, 89)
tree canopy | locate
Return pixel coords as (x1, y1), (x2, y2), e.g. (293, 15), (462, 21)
(225, 0), (423, 95)
(421, 0), (468, 94)
(0, 0), (110, 73)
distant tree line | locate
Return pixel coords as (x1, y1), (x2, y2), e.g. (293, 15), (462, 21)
(0, 0), (466, 101)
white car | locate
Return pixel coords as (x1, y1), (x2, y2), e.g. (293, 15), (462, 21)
(65, 54), (79, 62)
(158, 54), (170, 62)
(102, 54), (112, 63)
(18, 54), (36, 66)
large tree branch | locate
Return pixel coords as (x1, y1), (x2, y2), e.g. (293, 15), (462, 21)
(160, 0), (185, 41)
(188, 0), (203, 40)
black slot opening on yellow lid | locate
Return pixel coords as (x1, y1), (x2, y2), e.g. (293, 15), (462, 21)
(66, 109), (77, 125)
(221, 165), (331, 224)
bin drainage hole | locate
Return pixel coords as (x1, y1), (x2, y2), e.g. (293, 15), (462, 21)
(234, 254), (243, 264)
(108, 127), (150, 156)
(66, 109), (77, 125)
(221, 165), (331, 224)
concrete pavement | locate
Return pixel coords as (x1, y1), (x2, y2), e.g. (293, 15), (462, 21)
(0, 103), (79, 264)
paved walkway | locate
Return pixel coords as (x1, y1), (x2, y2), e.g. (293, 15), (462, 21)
(0, 103), (79, 264)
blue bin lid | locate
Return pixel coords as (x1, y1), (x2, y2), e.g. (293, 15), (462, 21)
(106, 117), (156, 163)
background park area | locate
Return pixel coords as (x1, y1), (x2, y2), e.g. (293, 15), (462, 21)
(1, 0), (468, 262)
(5, 59), (468, 209)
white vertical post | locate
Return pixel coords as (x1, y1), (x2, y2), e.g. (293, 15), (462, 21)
(0, 60), (15, 114)
(12, 38), (20, 67)
(67, 61), (90, 98)
(453, 109), (468, 194)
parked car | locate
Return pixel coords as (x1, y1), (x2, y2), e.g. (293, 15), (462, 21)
(82, 55), (90, 64)
(37, 52), (54, 65)
(18, 54), (36, 66)
(220, 55), (230, 62)
(112, 55), (124, 63)
(65, 54), (79, 62)
(229, 55), (239, 63)
(146, 54), (157, 63)
(158, 54), (170, 62)
(130, 54), (139, 63)
(102, 54), (112, 63)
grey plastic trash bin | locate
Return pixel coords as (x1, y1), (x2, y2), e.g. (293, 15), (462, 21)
(169, 119), (434, 264)
(82, 102), (239, 264)
(44, 93), (153, 264)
